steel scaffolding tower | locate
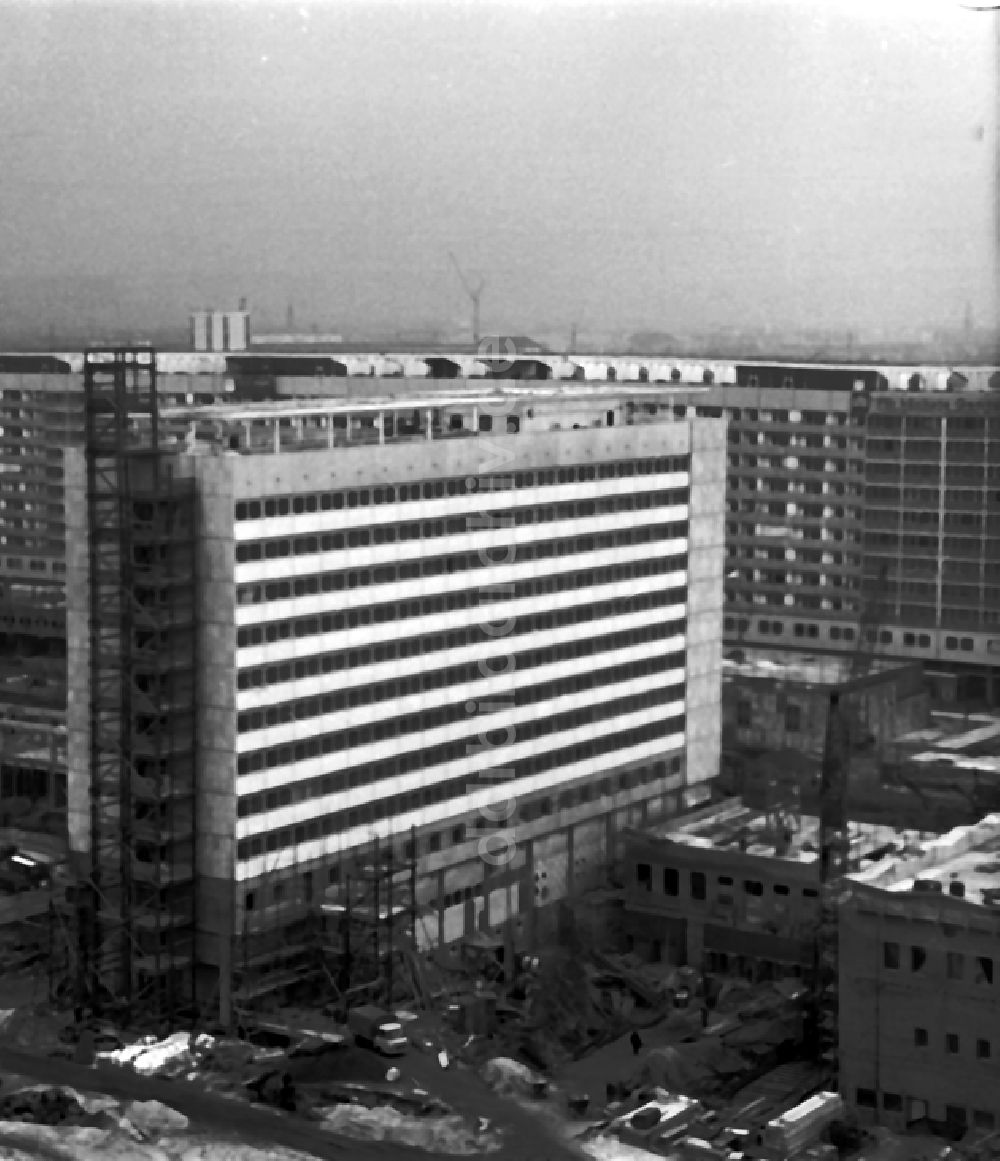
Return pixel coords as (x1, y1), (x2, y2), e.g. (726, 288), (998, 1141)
(76, 347), (197, 1024)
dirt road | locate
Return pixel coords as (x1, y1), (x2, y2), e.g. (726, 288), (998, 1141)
(0, 1041), (588, 1161)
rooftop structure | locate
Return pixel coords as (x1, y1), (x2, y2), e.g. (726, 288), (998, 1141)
(644, 799), (920, 868)
(723, 648), (904, 689)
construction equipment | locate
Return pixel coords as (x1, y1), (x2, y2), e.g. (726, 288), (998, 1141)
(448, 252), (485, 345)
(318, 829), (420, 1010)
(811, 563), (892, 1074)
(347, 1004), (408, 1056)
(70, 347), (197, 1028)
(850, 562), (890, 680)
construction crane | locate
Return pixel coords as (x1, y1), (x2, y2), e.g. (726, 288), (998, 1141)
(850, 562), (890, 680)
(811, 562), (891, 1075)
(448, 252), (485, 345)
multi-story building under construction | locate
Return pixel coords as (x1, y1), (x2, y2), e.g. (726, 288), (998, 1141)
(62, 352), (727, 1023)
(666, 362), (1000, 705)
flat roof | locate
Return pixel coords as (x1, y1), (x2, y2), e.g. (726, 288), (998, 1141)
(638, 799), (915, 866)
(722, 648), (904, 688)
(849, 813), (1000, 905)
(159, 383), (707, 424)
(889, 712), (1000, 777)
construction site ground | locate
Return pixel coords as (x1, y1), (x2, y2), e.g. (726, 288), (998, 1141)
(0, 1030), (589, 1161)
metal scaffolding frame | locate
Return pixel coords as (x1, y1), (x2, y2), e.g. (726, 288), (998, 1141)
(320, 830), (420, 1010)
(77, 347), (197, 1024)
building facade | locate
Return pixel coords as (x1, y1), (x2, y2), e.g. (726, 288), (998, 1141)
(666, 364), (1000, 706)
(64, 381), (726, 1020)
(840, 815), (1000, 1136)
(621, 798), (917, 981)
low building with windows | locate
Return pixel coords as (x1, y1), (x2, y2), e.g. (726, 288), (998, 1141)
(64, 380), (727, 1021)
(840, 813), (1000, 1137)
(621, 798), (908, 978)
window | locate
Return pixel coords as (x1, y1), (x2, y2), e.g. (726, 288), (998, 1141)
(974, 1112), (996, 1131)
(945, 1107), (967, 1130)
(743, 879), (763, 897)
(914, 1027), (928, 1047)
(883, 1093), (902, 1112)
(946, 1033), (960, 1055)
(690, 871), (706, 900)
(773, 884), (790, 896)
(947, 952), (965, 980)
(977, 1039), (991, 1059)
(663, 868), (679, 896)
(856, 1089), (877, 1109)
(884, 942), (900, 969)
(637, 863), (652, 891)
(737, 700), (752, 727)
(976, 956), (994, 984)
(911, 946), (926, 972)
(785, 704), (801, 733)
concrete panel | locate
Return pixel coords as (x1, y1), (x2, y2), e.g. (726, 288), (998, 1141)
(416, 912), (440, 952)
(443, 860), (486, 896)
(573, 819), (606, 889)
(533, 834), (569, 906)
(686, 733), (721, 786)
(64, 450), (92, 860)
(488, 883), (519, 927)
(686, 639), (723, 678)
(199, 708), (237, 753)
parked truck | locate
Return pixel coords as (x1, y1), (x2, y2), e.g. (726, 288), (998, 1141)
(747, 1092), (844, 1159)
(347, 1005), (408, 1056)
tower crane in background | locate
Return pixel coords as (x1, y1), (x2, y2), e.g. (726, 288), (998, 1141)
(448, 252), (485, 345)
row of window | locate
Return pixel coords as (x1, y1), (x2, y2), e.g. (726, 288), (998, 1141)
(238, 552), (686, 614)
(856, 1088), (995, 1131)
(237, 580), (684, 669)
(238, 682), (684, 820)
(635, 865), (819, 901)
(883, 941), (995, 983)
(235, 525), (688, 641)
(236, 620), (685, 776)
(243, 755), (684, 902)
(914, 1027), (993, 1057)
(236, 515), (688, 569)
(235, 487), (690, 562)
(727, 617), (984, 654)
(233, 457), (692, 520)
(237, 561), (686, 681)
(233, 712), (685, 858)
(237, 647), (683, 744)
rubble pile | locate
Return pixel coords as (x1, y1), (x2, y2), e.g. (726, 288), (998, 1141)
(98, 1030), (216, 1077)
(0, 1087), (205, 1161)
(319, 1103), (503, 1154)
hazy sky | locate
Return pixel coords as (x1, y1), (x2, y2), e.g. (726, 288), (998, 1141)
(0, 0), (996, 341)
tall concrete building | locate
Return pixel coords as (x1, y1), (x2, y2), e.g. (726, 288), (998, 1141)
(666, 363), (1000, 705)
(63, 356), (726, 1021)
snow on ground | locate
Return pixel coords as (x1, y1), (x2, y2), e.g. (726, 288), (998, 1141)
(0, 1122), (318, 1161)
(580, 1135), (677, 1161)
